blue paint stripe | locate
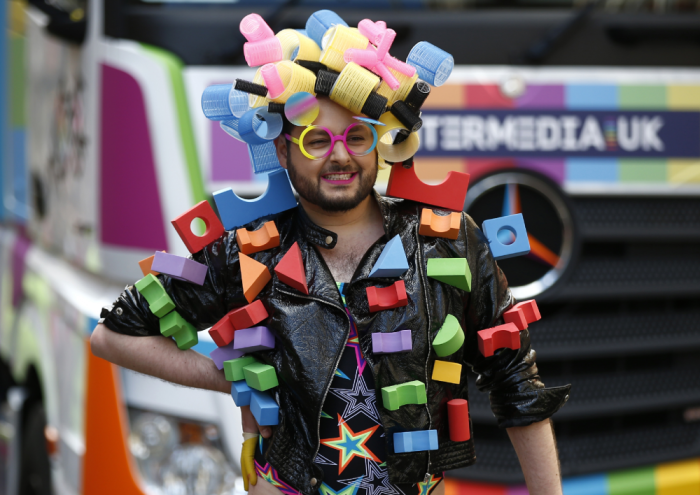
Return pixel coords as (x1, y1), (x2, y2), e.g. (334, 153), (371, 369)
(566, 84), (618, 109)
(86, 317), (100, 335)
(562, 474), (608, 495)
(566, 158), (619, 182)
(1, 3), (8, 220)
(192, 338), (217, 357)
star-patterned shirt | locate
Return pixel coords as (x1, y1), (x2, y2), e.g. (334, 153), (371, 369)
(254, 283), (442, 495)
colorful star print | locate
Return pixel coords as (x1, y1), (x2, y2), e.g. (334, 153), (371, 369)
(314, 453), (338, 466)
(336, 368), (351, 380)
(339, 459), (406, 495)
(319, 477), (363, 495)
(416, 474), (442, 495)
(345, 308), (367, 374)
(330, 369), (380, 422)
(321, 414), (380, 473)
(254, 461), (299, 495)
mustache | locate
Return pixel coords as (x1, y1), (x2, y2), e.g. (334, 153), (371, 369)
(321, 167), (359, 175)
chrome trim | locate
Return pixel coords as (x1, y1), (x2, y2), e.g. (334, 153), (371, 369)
(564, 183), (700, 197)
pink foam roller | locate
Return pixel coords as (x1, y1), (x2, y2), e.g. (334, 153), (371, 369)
(344, 48), (377, 67)
(374, 63), (399, 90)
(261, 64), (285, 99)
(358, 19), (385, 45)
(375, 29), (396, 60)
(244, 38), (283, 67)
(384, 55), (417, 77)
(240, 14), (275, 42)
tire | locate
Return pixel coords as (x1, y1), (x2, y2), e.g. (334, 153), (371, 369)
(19, 404), (52, 495)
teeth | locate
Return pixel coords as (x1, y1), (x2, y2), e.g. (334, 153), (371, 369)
(325, 173), (353, 180)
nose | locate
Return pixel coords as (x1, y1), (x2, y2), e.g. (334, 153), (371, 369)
(329, 138), (351, 165)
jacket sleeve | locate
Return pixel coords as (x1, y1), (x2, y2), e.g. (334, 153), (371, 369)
(101, 231), (247, 336)
(460, 213), (571, 429)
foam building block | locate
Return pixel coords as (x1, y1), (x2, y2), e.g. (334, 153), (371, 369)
(210, 342), (245, 370)
(243, 362), (279, 391)
(482, 213), (531, 260)
(372, 330), (412, 354)
(274, 242), (308, 294)
(447, 399), (470, 442)
(134, 274), (176, 318)
(386, 162), (470, 212)
(432, 314), (465, 358)
(237, 221), (280, 255)
(251, 390), (279, 426)
(152, 252), (208, 286)
(419, 209), (461, 240)
(504, 300), (541, 330)
(394, 430), (438, 453)
(477, 322), (521, 357)
(209, 310), (239, 347)
(171, 200), (225, 254)
(138, 252), (161, 277)
(366, 280), (408, 313)
(224, 356), (259, 381)
(231, 380), (253, 407)
(213, 169), (297, 230)
(229, 300), (269, 330)
(369, 235), (409, 278)
(427, 258), (471, 292)
(234, 326), (275, 353)
(381, 380), (427, 411)
(160, 310), (198, 350)
(432, 360), (462, 384)
(240, 253), (272, 303)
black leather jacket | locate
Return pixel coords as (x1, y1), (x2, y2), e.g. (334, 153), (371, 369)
(103, 193), (570, 493)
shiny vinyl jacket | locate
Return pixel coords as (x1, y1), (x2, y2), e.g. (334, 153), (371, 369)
(102, 193), (571, 493)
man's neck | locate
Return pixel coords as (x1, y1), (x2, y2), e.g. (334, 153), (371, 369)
(298, 192), (382, 234)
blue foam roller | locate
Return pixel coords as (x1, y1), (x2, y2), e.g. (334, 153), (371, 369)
(251, 390), (279, 426)
(481, 213), (531, 260)
(231, 380), (252, 407)
(406, 42), (454, 87)
(369, 234), (409, 278)
(202, 84), (234, 121)
(305, 10), (348, 48)
(248, 141), (282, 174)
(393, 430), (438, 453)
(221, 118), (242, 141)
(238, 108), (284, 145)
(213, 169), (297, 230)
(229, 88), (249, 118)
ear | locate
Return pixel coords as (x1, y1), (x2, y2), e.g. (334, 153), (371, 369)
(274, 135), (289, 170)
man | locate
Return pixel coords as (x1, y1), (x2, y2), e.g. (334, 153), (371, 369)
(91, 97), (570, 495)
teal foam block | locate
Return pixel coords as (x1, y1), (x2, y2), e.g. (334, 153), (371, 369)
(369, 235), (409, 278)
(393, 430), (438, 453)
(231, 380), (253, 407)
(251, 390), (279, 426)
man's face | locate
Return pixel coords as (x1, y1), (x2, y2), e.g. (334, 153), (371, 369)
(275, 98), (378, 213)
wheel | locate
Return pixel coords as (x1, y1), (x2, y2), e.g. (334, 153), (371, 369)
(19, 404), (52, 495)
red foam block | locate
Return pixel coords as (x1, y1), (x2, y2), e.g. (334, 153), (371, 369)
(447, 399), (471, 442)
(171, 201), (225, 254)
(386, 163), (470, 212)
(477, 322), (521, 357)
(209, 314), (236, 347)
(229, 300), (269, 330)
(274, 242), (308, 294)
(503, 300), (540, 330)
(366, 280), (408, 313)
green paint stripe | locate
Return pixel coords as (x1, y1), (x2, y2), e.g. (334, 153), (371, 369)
(140, 44), (207, 205)
(10, 35), (26, 127)
(619, 160), (667, 182)
(608, 466), (655, 495)
(619, 85), (666, 110)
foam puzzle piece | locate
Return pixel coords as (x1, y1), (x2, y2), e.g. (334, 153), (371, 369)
(432, 314), (465, 358)
(209, 311), (238, 347)
(482, 213), (531, 260)
(419, 209), (461, 240)
(152, 252), (208, 285)
(229, 300), (269, 330)
(393, 430), (438, 453)
(224, 356), (259, 382)
(213, 169), (297, 230)
(243, 362), (279, 391)
(231, 380), (253, 407)
(159, 310), (199, 350)
(138, 252), (161, 277)
(503, 300), (541, 330)
(372, 330), (412, 354)
(210, 342), (245, 370)
(237, 221), (281, 255)
(477, 322), (521, 357)
(432, 360), (462, 384)
(366, 280), (408, 313)
(447, 399), (471, 442)
(240, 253), (272, 303)
(386, 162), (470, 211)
(427, 258), (471, 292)
(274, 242), (308, 294)
(251, 390), (279, 426)
(234, 326), (275, 353)
(369, 235), (409, 278)
(381, 380), (427, 411)
(134, 274), (176, 318)
(171, 200), (225, 254)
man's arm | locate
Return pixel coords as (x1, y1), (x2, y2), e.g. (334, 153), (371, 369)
(507, 419), (562, 495)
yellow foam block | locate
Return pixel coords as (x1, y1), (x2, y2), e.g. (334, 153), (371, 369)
(432, 360), (462, 384)
(655, 459), (700, 495)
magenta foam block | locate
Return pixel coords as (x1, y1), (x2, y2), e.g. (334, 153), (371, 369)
(372, 330), (412, 354)
(210, 342), (245, 370)
(152, 252), (208, 285)
(233, 326), (276, 353)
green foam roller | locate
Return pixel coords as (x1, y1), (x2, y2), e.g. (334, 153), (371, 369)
(243, 362), (279, 391)
(159, 311), (199, 350)
(135, 274), (176, 317)
(427, 258), (471, 292)
(381, 380), (427, 411)
(224, 356), (259, 382)
(432, 314), (465, 357)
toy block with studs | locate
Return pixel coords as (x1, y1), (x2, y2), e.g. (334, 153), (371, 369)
(432, 314), (465, 358)
(482, 213), (530, 260)
(372, 330), (412, 354)
(477, 322), (521, 357)
(152, 252), (208, 286)
(369, 235), (409, 278)
(366, 280), (408, 313)
(386, 162), (470, 212)
(171, 200), (225, 254)
(381, 380), (427, 411)
(393, 430), (438, 453)
(160, 310), (198, 350)
(224, 356), (259, 382)
(134, 274), (176, 318)
(229, 300), (269, 330)
(447, 399), (471, 442)
(138, 252), (163, 277)
(427, 258), (471, 292)
(210, 342), (245, 370)
(419, 209), (461, 240)
(432, 360), (462, 384)
(243, 362), (279, 391)
(234, 326), (275, 353)
(237, 221), (280, 255)
(251, 390), (279, 426)
(231, 380), (253, 407)
(240, 253), (272, 303)
(213, 169), (297, 231)
(504, 300), (541, 330)
(274, 242), (308, 294)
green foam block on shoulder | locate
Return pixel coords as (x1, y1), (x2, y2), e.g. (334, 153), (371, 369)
(427, 258), (471, 292)
(135, 274), (176, 317)
(432, 314), (465, 357)
(243, 362), (279, 391)
(159, 311), (198, 350)
(381, 380), (427, 411)
(224, 356), (259, 382)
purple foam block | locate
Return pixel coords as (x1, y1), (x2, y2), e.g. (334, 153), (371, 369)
(152, 251), (208, 285)
(210, 342), (245, 370)
(233, 326), (275, 353)
(372, 330), (412, 354)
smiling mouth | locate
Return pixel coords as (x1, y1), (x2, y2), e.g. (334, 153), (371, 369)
(322, 172), (357, 184)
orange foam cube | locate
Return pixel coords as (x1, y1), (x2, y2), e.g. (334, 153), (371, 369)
(237, 221), (280, 255)
(419, 209), (461, 240)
